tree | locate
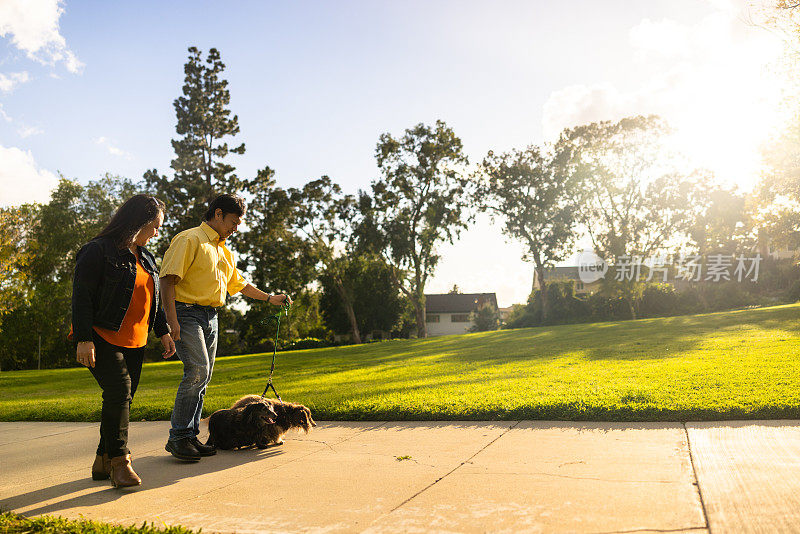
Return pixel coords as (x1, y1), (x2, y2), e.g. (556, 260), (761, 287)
(318, 254), (404, 338)
(0, 204), (36, 318)
(0, 176), (138, 370)
(469, 302), (500, 332)
(369, 120), (470, 338)
(689, 182), (756, 255)
(288, 176), (365, 343)
(758, 100), (800, 252)
(564, 115), (696, 319)
(144, 46), (245, 252)
(236, 167), (316, 297)
(473, 143), (582, 322)
(236, 289), (329, 353)
(234, 167), (318, 349)
(760, 1), (800, 38)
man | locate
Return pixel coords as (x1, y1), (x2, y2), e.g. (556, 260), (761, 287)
(160, 193), (292, 461)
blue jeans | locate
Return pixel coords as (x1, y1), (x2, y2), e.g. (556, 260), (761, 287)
(168, 302), (218, 442)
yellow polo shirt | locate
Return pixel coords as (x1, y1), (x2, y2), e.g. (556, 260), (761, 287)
(160, 222), (248, 307)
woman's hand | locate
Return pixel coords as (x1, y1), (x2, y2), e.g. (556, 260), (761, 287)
(76, 341), (96, 368)
(160, 333), (176, 359)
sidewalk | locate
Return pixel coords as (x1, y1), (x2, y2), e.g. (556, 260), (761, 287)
(1, 420), (799, 533)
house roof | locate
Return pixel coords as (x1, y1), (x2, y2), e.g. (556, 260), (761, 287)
(425, 293), (498, 313)
(545, 266), (581, 280)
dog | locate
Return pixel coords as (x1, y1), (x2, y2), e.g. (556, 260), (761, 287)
(230, 394), (316, 447)
(206, 398), (278, 450)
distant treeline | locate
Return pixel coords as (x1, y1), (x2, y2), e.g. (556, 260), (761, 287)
(3, 46), (800, 370)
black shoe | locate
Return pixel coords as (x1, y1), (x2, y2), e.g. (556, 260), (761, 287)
(191, 436), (217, 456)
(165, 438), (201, 461)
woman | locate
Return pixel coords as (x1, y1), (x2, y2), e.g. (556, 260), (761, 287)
(72, 194), (176, 488)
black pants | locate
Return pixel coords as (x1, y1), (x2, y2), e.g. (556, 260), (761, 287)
(88, 332), (144, 458)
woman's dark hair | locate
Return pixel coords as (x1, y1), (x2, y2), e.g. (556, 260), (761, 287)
(95, 194), (165, 248)
(204, 193), (246, 221)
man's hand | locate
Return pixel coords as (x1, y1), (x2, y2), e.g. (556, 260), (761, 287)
(76, 341), (96, 368)
(160, 333), (176, 358)
(168, 319), (181, 342)
(271, 293), (293, 306)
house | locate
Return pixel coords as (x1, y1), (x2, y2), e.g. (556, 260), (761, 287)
(425, 293), (498, 336)
(763, 245), (798, 260)
(532, 266), (602, 295)
(497, 306), (514, 323)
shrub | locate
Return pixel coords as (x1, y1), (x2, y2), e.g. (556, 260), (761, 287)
(284, 337), (330, 351)
(638, 283), (679, 318)
(470, 303), (500, 332)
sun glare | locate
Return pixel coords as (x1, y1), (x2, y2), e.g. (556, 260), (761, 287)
(667, 29), (792, 191)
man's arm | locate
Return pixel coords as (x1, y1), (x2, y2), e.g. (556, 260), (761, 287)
(240, 284), (293, 305)
(160, 275), (181, 341)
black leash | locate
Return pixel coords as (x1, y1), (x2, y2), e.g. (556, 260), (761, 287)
(261, 301), (291, 402)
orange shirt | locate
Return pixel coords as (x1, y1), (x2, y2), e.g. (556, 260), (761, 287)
(94, 258), (154, 348)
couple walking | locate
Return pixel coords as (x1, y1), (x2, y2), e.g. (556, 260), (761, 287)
(71, 193), (292, 488)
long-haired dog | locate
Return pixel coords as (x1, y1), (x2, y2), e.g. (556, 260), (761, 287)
(230, 395), (316, 447)
(206, 398), (278, 450)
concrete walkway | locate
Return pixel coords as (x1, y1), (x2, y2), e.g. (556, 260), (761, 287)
(1, 420), (799, 533)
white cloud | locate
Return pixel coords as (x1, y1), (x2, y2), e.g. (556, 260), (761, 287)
(629, 18), (692, 61)
(18, 125), (43, 138)
(542, 83), (645, 139)
(94, 136), (133, 160)
(0, 145), (58, 206)
(0, 71), (30, 93)
(0, 104), (10, 122)
(0, 0), (83, 73)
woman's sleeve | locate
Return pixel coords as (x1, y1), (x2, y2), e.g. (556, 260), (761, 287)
(71, 241), (103, 343)
(153, 300), (170, 338)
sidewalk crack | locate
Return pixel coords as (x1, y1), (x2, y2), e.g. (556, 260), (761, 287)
(591, 527), (707, 534)
(683, 422), (711, 532)
(386, 420), (521, 514)
(0, 425), (94, 447)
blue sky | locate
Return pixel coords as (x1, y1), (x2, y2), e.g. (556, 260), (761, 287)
(0, 0), (788, 305)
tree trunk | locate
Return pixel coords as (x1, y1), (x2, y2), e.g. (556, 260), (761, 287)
(536, 264), (549, 323)
(386, 264), (426, 338)
(334, 277), (361, 344)
(414, 297), (427, 338)
(626, 295), (637, 320)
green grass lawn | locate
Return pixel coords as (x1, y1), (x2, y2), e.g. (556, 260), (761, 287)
(2, 303), (800, 422)
(0, 511), (195, 533)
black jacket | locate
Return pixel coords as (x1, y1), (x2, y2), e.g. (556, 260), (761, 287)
(71, 237), (170, 343)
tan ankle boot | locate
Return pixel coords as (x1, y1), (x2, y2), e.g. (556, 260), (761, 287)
(91, 454), (110, 480)
(110, 454), (141, 488)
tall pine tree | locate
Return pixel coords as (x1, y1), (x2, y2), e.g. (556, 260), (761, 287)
(144, 46), (245, 251)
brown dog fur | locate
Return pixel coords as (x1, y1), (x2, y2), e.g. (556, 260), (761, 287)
(230, 395), (316, 447)
(206, 398), (277, 450)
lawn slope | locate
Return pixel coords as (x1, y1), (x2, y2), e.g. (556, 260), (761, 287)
(2, 303), (800, 421)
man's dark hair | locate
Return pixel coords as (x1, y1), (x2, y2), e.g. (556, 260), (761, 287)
(96, 194), (165, 249)
(204, 193), (246, 221)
